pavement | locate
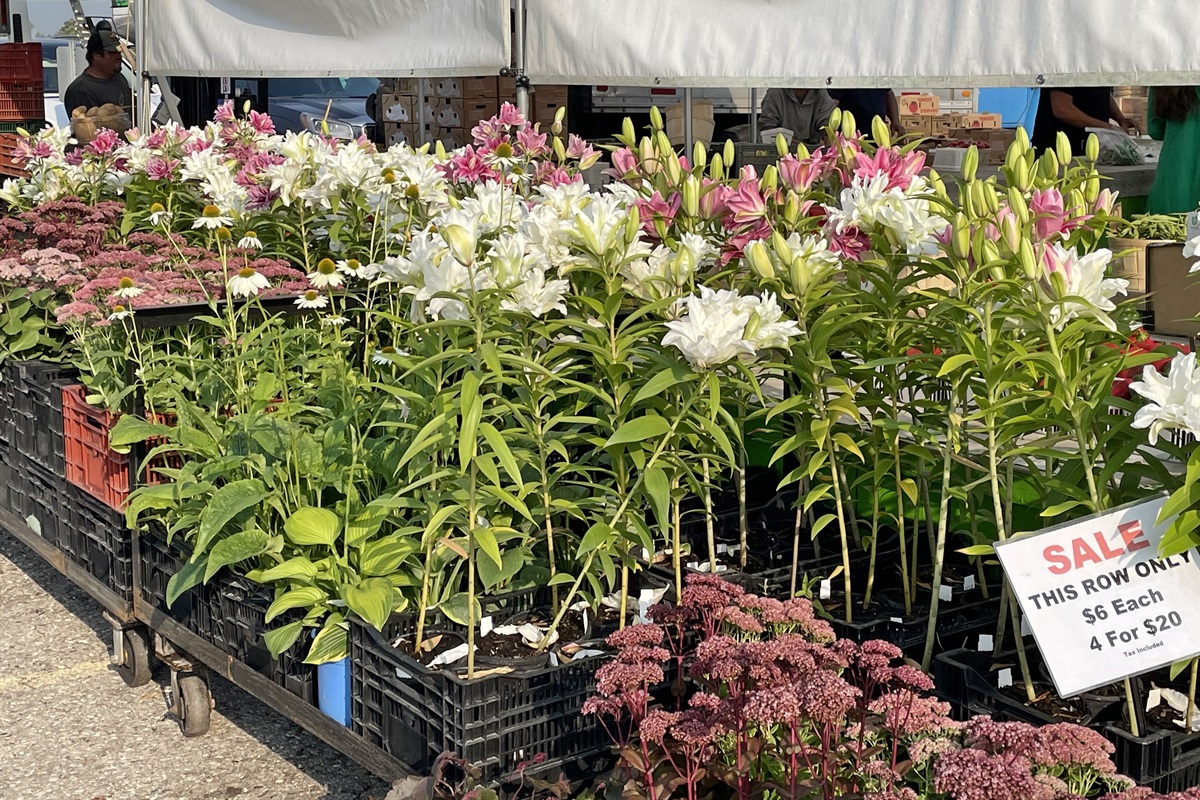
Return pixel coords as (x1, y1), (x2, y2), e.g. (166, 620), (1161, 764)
(0, 530), (391, 800)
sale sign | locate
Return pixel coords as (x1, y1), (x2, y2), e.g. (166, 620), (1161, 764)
(995, 495), (1200, 698)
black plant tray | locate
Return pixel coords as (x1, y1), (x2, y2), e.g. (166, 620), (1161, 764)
(63, 483), (133, 598)
(136, 523), (223, 646)
(349, 591), (612, 784)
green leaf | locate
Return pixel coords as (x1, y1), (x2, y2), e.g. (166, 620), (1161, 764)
(604, 414), (671, 447)
(899, 478), (919, 505)
(165, 558), (206, 609)
(937, 353), (976, 378)
(438, 592), (479, 626)
(1169, 657), (1197, 682)
(359, 536), (418, 576)
(1041, 500), (1087, 518)
(195, 479), (269, 556)
(631, 365), (694, 406)
(203, 529), (271, 584)
(643, 465), (670, 528)
(303, 614), (348, 664)
(459, 394), (483, 467)
(264, 620), (305, 658)
(832, 432), (864, 462)
(547, 573), (576, 587)
(108, 415), (175, 454)
(254, 557), (319, 583)
(577, 522), (613, 557)
(478, 422), (523, 487)
(473, 526), (504, 569)
(346, 503), (392, 549)
(343, 578), (396, 631)
(266, 586), (328, 623)
(958, 544), (996, 557)
(284, 507), (341, 547)
(810, 513), (837, 539)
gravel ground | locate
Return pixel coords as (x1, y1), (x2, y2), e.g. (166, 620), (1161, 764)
(0, 530), (392, 800)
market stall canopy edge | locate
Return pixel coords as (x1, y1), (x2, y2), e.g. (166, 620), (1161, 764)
(141, 0), (511, 77)
(524, 0), (1200, 88)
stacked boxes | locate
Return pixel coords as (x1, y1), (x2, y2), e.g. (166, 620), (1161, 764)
(1115, 86), (1149, 134)
(378, 76), (567, 150)
(901, 112), (1002, 138)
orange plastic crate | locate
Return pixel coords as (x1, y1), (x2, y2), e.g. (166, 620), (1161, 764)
(61, 384), (181, 511)
(0, 43), (43, 86)
(0, 86), (42, 121)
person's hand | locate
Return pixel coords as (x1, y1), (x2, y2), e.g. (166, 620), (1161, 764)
(890, 120), (905, 140)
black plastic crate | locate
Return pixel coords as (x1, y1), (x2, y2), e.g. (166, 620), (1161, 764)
(17, 461), (69, 551)
(350, 602), (611, 783)
(1102, 724), (1175, 785)
(0, 362), (16, 446)
(137, 524), (222, 646)
(213, 575), (317, 705)
(933, 648), (1056, 726)
(8, 360), (75, 475)
(827, 594), (1001, 653)
(63, 484), (133, 597)
(1148, 748), (1200, 793)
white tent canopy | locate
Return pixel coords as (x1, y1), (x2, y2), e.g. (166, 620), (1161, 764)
(525, 0), (1200, 88)
(142, 0), (511, 77)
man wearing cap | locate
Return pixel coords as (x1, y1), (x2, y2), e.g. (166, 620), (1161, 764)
(63, 30), (131, 116)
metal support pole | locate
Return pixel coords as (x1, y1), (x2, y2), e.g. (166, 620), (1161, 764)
(514, 0), (529, 118)
(135, 0), (151, 130)
(417, 79), (427, 145)
(683, 87), (693, 153)
(750, 88), (759, 144)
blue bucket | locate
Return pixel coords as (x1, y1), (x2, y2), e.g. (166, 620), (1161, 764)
(317, 657), (351, 727)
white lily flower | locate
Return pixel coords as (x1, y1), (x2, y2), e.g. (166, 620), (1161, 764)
(501, 269), (569, 318)
(1039, 245), (1127, 332)
(1130, 352), (1200, 445)
(742, 292), (801, 352)
(662, 287), (757, 370)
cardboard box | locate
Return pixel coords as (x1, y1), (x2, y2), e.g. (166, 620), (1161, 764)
(383, 122), (423, 149)
(462, 76), (498, 98)
(1148, 243), (1200, 336)
(430, 77), (463, 99)
(901, 114), (933, 136)
(426, 96), (465, 128)
(960, 113), (1002, 129)
(929, 114), (962, 135)
(1109, 236), (1158, 294)
(498, 74), (518, 97)
(534, 84), (569, 106)
(532, 100), (568, 130)
(899, 93), (940, 115)
(380, 94), (417, 124)
(463, 99), (499, 131)
(431, 126), (466, 149)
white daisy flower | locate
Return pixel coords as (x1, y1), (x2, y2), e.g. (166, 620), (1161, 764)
(227, 267), (270, 298)
(192, 204), (233, 230)
(322, 315), (349, 327)
(308, 258), (345, 289)
(238, 231), (263, 250)
(294, 290), (328, 309)
(108, 305), (133, 321)
(371, 345), (410, 365)
(147, 203), (171, 227)
(112, 276), (144, 299)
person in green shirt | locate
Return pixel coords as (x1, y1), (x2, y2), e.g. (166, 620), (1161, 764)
(1147, 87), (1200, 214)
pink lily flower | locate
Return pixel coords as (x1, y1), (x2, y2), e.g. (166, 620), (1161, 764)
(852, 147), (926, 192)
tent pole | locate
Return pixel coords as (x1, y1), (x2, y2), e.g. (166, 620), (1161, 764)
(684, 87), (693, 153)
(750, 88), (759, 143)
(135, 0), (151, 129)
(514, 0), (529, 117)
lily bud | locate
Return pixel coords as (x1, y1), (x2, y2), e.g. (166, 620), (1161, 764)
(724, 139), (735, 169)
(872, 115), (891, 149)
(442, 224), (476, 267)
(1040, 149), (1060, 180)
(1004, 141), (1021, 172)
(772, 228), (793, 264)
(961, 183), (976, 218)
(435, 141), (447, 160)
(952, 214), (971, 260)
(783, 189), (801, 226)
(710, 152), (725, 180)
(795, 142), (810, 160)
(1018, 238), (1039, 280)
(829, 107), (843, 135)
(553, 136), (567, 162)
(650, 105), (664, 131)
(962, 146), (979, 182)
(1007, 187), (1029, 225)
(745, 240), (776, 281)
(665, 149), (682, 185)
(621, 117), (636, 145)
(639, 137), (655, 169)
(981, 238), (1001, 268)
(654, 130), (673, 158)
(1000, 212), (1021, 254)
(624, 205), (641, 245)
(1055, 132), (1072, 169)
(654, 216), (669, 242)
(682, 174), (700, 218)
(580, 150), (601, 170)
(761, 164), (779, 193)
(692, 140), (707, 173)
(775, 132), (789, 157)
(789, 257), (810, 296)
(928, 168), (948, 200)
(1014, 158), (1032, 192)
(1086, 133), (1100, 164)
(1084, 175), (1101, 204)
(1016, 126), (1030, 153)
(840, 110), (856, 139)
(1069, 188), (1087, 216)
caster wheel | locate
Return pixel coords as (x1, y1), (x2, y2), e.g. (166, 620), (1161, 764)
(116, 627), (154, 687)
(177, 674), (212, 738)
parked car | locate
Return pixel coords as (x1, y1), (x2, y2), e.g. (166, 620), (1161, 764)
(266, 77), (378, 140)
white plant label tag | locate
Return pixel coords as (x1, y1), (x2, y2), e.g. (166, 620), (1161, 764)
(963, 575), (977, 591)
(997, 668), (1013, 688)
(480, 616), (493, 637)
(716, 544), (728, 555)
(939, 585), (953, 602)
(819, 580), (831, 599)
(978, 634), (994, 652)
